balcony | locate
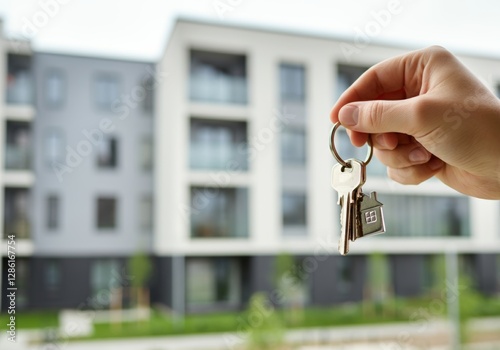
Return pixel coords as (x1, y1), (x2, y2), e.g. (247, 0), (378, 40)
(6, 54), (34, 105)
(4, 187), (31, 239)
(5, 121), (32, 171)
(379, 194), (470, 237)
(190, 118), (248, 171)
(190, 186), (248, 238)
(190, 50), (247, 105)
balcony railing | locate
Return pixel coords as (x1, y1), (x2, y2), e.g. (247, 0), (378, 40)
(6, 71), (34, 105)
(5, 145), (31, 170)
(190, 73), (247, 105)
(4, 216), (30, 239)
(190, 142), (248, 171)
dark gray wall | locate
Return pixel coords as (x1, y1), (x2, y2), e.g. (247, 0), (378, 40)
(391, 254), (424, 297)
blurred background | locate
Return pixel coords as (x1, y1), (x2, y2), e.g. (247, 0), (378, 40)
(0, 0), (499, 349)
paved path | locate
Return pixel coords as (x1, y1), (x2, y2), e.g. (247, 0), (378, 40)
(1, 318), (500, 350)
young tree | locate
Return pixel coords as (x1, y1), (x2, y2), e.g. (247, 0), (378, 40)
(128, 250), (153, 320)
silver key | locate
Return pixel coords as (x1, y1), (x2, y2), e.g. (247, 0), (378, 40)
(331, 159), (366, 255)
(353, 191), (386, 240)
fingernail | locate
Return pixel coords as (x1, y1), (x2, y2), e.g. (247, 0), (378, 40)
(409, 148), (429, 163)
(339, 105), (358, 126)
(428, 157), (444, 171)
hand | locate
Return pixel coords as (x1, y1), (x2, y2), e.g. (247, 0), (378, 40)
(330, 46), (500, 199)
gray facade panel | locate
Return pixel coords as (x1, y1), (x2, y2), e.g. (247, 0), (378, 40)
(391, 255), (423, 297)
(33, 53), (154, 256)
(475, 254), (497, 295)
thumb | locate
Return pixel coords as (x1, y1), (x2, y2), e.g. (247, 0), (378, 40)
(338, 99), (416, 135)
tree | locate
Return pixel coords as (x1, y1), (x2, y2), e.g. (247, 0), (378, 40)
(245, 293), (285, 350)
(128, 250), (153, 318)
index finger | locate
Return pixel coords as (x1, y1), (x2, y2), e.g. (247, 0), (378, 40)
(330, 47), (432, 123)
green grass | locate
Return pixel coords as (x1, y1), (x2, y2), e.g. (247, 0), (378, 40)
(0, 310), (58, 329)
(2, 295), (500, 341)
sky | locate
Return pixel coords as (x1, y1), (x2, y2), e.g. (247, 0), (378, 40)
(0, 0), (499, 61)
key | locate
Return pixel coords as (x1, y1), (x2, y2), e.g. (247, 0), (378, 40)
(332, 159), (366, 255)
(353, 191), (386, 240)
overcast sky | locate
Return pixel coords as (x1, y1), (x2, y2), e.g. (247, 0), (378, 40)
(0, 0), (498, 61)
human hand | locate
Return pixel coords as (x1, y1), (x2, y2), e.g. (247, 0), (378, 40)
(330, 46), (500, 199)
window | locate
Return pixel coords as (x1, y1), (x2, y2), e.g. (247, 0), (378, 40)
(94, 74), (120, 110)
(379, 194), (470, 237)
(5, 121), (31, 170)
(190, 119), (248, 171)
(97, 197), (117, 229)
(45, 69), (65, 108)
(4, 187), (30, 239)
(47, 195), (59, 230)
(45, 259), (61, 294)
(140, 136), (153, 171)
(337, 256), (353, 294)
(44, 129), (64, 166)
(336, 64), (368, 100)
(190, 187), (248, 238)
(281, 127), (306, 165)
(190, 50), (247, 104)
(139, 195), (153, 231)
(280, 64), (305, 102)
(97, 137), (118, 168)
(282, 192), (307, 228)
(91, 259), (120, 307)
(142, 76), (154, 114)
(186, 258), (241, 308)
(6, 54), (33, 105)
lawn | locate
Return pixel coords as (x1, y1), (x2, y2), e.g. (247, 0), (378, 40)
(1, 295), (500, 341)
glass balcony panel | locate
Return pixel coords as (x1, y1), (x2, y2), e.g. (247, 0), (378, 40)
(190, 50), (247, 105)
(6, 54), (33, 105)
(190, 187), (248, 238)
(378, 194), (470, 237)
(4, 188), (30, 239)
(5, 121), (31, 170)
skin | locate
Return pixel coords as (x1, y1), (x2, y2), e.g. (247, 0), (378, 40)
(330, 46), (500, 200)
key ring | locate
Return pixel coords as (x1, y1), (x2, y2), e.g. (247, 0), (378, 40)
(329, 122), (373, 167)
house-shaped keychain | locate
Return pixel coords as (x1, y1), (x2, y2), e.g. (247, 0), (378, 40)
(357, 191), (385, 239)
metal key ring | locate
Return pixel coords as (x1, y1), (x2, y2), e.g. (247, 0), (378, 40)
(329, 122), (373, 167)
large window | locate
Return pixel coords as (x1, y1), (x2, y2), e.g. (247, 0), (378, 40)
(281, 127), (306, 165)
(97, 137), (118, 168)
(47, 195), (59, 230)
(91, 259), (120, 307)
(97, 197), (117, 230)
(190, 50), (247, 104)
(280, 63), (305, 102)
(190, 187), (248, 238)
(379, 194), (470, 237)
(282, 192), (307, 236)
(45, 69), (65, 108)
(139, 136), (153, 171)
(5, 121), (31, 170)
(139, 195), (153, 231)
(94, 74), (120, 110)
(45, 259), (61, 294)
(44, 129), (64, 166)
(186, 258), (241, 309)
(4, 187), (30, 239)
(190, 119), (248, 171)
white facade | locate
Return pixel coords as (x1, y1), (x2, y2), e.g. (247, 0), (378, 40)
(155, 18), (500, 257)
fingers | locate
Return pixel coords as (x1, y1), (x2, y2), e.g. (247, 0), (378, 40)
(375, 144), (432, 169)
(387, 157), (444, 185)
(330, 47), (432, 124)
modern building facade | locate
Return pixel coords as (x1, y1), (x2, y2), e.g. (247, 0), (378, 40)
(154, 18), (500, 312)
(1, 17), (500, 312)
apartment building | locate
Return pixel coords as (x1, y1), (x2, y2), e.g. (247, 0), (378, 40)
(1, 17), (500, 312)
(153, 18), (500, 312)
(0, 21), (35, 311)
